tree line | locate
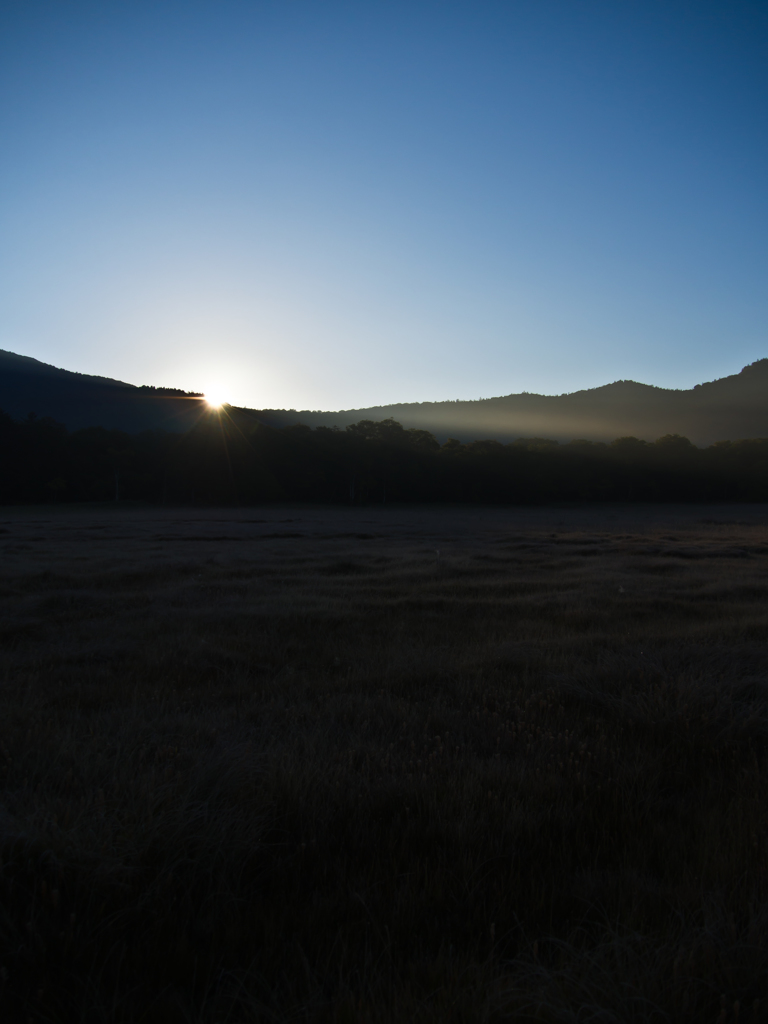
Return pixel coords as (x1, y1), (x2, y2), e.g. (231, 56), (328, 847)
(2, 405), (768, 505)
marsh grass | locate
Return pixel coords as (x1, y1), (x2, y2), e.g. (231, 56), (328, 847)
(2, 503), (768, 1022)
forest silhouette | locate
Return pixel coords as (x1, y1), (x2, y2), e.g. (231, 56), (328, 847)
(3, 403), (768, 506)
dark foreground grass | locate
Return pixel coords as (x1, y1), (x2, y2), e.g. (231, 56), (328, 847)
(2, 503), (768, 1022)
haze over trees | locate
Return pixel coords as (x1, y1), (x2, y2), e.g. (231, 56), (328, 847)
(256, 359), (768, 447)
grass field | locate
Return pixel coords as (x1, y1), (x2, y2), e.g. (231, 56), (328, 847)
(2, 502), (768, 1023)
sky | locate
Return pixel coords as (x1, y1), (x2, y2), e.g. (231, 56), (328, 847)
(0, 0), (766, 411)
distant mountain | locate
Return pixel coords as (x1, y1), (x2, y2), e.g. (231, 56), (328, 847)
(2, 348), (768, 444)
(0, 350), (205, 433)
(255, 360), (768, 446)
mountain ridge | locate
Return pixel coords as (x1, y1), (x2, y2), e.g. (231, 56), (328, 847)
(254, 358), (768, 445)
(1, 348), (767, 445)
(0, 349), (204, 433)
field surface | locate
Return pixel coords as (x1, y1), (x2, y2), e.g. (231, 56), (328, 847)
(2, 502), (768, 1023)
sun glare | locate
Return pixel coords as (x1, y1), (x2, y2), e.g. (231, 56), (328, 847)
(205, 393), (226, 410)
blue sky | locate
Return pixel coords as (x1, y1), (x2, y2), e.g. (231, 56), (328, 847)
(0, 0), (766, 410)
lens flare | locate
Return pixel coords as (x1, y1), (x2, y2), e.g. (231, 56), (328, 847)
(205, 393), (226, 410)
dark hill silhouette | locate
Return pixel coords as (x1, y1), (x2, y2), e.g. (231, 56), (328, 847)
(0, 350), (206, 433)
(2, 348), (768, 443)
(255, 360), (768, 445)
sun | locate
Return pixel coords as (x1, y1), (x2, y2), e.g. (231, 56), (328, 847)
(204, 393), (226, 410)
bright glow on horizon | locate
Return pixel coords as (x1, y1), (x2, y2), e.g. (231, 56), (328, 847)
(204, 393), (226, 410)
